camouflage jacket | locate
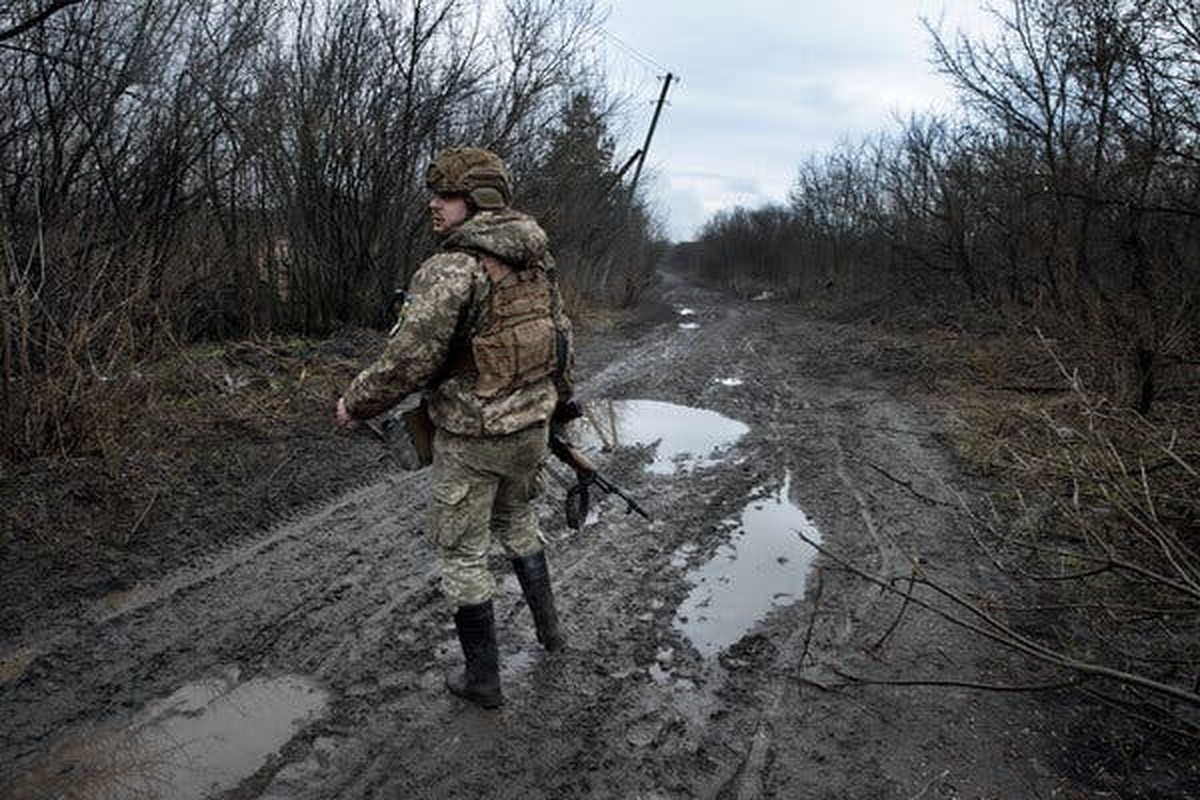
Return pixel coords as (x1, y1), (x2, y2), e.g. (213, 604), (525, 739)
(343, 210), (574, 436)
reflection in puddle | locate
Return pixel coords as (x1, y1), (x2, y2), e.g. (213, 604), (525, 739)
(678, 322), (699, 330)
(9, 669), (329, 800)
(575, 400), (748, 476)
(501, 649), (536, 678)
(675, 473), (821, 657)
(670, 542), (698, 569)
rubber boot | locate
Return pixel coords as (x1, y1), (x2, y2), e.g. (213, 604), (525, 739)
(512, 550), (566, 651)
(446, 601), (503, 709)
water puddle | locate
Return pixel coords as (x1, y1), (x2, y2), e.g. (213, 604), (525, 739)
(501, 649), (536, 679)
(574, 400), (749, 475)
(670, 542), (698, 569)
(674, 473), (822, 657)
(8, 668), (329, 800)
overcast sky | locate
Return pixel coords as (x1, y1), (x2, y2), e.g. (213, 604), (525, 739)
(601, 0), (999, 241)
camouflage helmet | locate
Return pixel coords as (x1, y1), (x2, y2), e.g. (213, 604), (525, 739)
(425, 146), (512, 210)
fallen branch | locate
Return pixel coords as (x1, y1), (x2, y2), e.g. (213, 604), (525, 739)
(831, 666), (1082, 694)
(798, 532), (1200, 709)
(123, 488), (160, 546)
(865, 461), (954, 507)
(870, 572), (916, 653)
(798, 567), (825, 669)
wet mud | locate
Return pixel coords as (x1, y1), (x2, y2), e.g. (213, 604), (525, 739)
(0, 270), (1177, 798)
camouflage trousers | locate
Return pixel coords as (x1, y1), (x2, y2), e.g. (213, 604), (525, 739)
(428, 422), (548, 606)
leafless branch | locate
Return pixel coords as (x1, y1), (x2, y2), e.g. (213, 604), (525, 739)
(0, 0), (86, 43)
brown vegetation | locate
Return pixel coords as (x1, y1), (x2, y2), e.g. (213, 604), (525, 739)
(0, 0), (662, 465)
(941, 332), (1199, 737)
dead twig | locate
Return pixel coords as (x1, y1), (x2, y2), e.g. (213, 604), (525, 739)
(865, 461), (954, 507)
(794, 676), (838, 693)
(908, 769), (951, 800)
(264, 453), (293, 487)
(124, 489), (159, 546)
(798, 568), (825, 669)
(966, 526), (1200, 603)
(800, 532), (1200, 709)
(870, 572), (917, 653)
(831, 666), (1082, 694)
(1080, 686), (1200, 741)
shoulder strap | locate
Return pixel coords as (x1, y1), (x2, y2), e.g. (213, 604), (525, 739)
(429, 252), (485, 384)
(479, 253), (512, 283)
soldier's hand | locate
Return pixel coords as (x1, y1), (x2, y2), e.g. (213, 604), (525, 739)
(335, 396), (359, 431)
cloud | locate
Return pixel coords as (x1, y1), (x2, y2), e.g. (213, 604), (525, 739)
(605, 0), (1001, 241)
(660, 182), (708, 241)
(655, 170), (783, 241)
(670, 171), (762, 195)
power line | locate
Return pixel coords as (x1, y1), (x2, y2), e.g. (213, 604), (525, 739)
(600, 28), (671, 76)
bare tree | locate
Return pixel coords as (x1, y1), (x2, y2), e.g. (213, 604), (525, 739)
(0, 0), (85, 43)
(1, 0), (662, 459)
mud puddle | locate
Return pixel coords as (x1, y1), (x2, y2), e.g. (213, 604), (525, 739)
(7, 668), (329, 800)
(575, 399), (749, 475)
(674, 473), (822, 656)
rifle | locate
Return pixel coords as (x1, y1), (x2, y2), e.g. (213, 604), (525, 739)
(359, 399), (434, 471)
(549, 400), (652, 530)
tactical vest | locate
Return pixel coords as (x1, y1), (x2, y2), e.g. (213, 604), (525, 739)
(469, 254), (557, 398)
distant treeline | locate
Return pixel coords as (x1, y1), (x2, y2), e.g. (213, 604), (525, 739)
(677, 0), (1198, 410)
(0, 0), (662, 458)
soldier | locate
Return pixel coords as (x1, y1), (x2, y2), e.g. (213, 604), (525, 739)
(335, 147), (574, 709)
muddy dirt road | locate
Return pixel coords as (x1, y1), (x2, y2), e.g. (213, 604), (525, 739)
(3, 273), (1088, 798)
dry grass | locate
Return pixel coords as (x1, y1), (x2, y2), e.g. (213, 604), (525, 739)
(912, 326), (1200, 734)
(0, 327), (387, 625)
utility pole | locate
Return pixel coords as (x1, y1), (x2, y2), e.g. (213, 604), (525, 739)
(629, 72), (674, 196)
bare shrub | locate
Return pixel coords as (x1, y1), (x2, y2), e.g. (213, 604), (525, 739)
(0, 0), (660, 460)
(954, 344), (1200, 734)
(1, 223), (147, 460)
(680, 0), (1200, 411)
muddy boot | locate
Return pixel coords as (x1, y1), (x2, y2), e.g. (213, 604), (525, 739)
(446, 601), (503, 709)
(512, 550), (565, 651)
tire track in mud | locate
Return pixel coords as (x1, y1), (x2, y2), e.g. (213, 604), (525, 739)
(2, 272), (1064, 799)
(332, 282), (1028, 799)
(0, 474), (438, 787)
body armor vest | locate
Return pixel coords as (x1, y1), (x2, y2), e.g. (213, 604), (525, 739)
(470, 255), (557, 398)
